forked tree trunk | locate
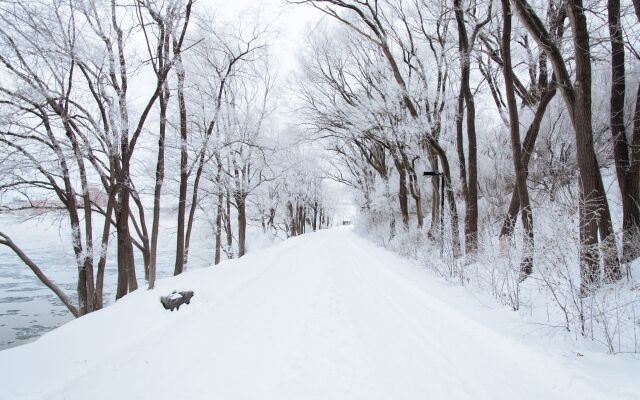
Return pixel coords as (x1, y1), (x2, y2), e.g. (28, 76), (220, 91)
(500, 88), (556, 239)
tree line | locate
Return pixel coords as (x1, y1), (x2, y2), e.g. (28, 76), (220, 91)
(0, 0), (332, 317)
(292, 0), (640, 296)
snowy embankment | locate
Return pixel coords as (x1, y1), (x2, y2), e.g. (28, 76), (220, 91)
(0, 227), (637, 400)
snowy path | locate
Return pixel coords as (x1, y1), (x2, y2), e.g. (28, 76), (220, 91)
(0, 227), (636, 399)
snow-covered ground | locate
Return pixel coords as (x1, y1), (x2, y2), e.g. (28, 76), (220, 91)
(0, 214), (215, 349)
(0, 227), (636, 400)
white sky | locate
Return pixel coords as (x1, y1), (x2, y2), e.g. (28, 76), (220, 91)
(208, 0), (323, 75)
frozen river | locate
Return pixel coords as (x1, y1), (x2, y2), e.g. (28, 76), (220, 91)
(0, 214), (214, 350)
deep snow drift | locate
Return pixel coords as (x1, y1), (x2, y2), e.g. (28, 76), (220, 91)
(0, 227), (637, 400)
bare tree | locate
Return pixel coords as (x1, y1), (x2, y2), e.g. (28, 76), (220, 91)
(607, 0), (640, 263)
(453, 0), (491, 254)
(293, 0), (462, 254)
(500, 0), (533, 278)
(511, 0), (619, 293)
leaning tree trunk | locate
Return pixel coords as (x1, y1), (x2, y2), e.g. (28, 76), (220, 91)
(0, 233), (80, 317)
(184, 151), (207, 267)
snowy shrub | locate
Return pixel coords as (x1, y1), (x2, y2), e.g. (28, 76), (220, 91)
(356, 192), (640, 353)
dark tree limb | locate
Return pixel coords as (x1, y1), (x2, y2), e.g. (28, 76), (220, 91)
(0, 232), (79, 318)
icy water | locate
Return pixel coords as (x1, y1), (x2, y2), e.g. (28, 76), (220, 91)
(0, 214), (213, 350)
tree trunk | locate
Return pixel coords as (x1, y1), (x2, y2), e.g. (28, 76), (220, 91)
(214, 162), (223, 265)
(398, 169), (410, 229)
(115, 168), (137, 299)
(455, 89), (469, 198)
(454, 0), (478, 254)
(95, 188), (115, 308)
(148, 87), (168, 289)
(225, 190), (233, 258)
(625, 3), (640, 265)
(427, 149), (440, 237)
(502, 0), (534, 279)
(173, 54), (188, 276)
(567, 0), (617, 292)
(237, 194), (247, 257)
(608, 0), (639, 264)
(408, 170), (424, 229)
(391, 151), (410, 229)
(184, 152), (206, 267)
(424, 138), (462, 257)
(313, 201), (318, 231)
(130, 192), (150, 282)
(214, 193), (224, 265)
(287, 201), (295, 237)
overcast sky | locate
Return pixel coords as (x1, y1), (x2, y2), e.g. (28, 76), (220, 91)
(209, 0), (323, 75)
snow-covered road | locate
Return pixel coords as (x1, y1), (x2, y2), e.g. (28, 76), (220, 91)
(0, 227), (636, 399)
